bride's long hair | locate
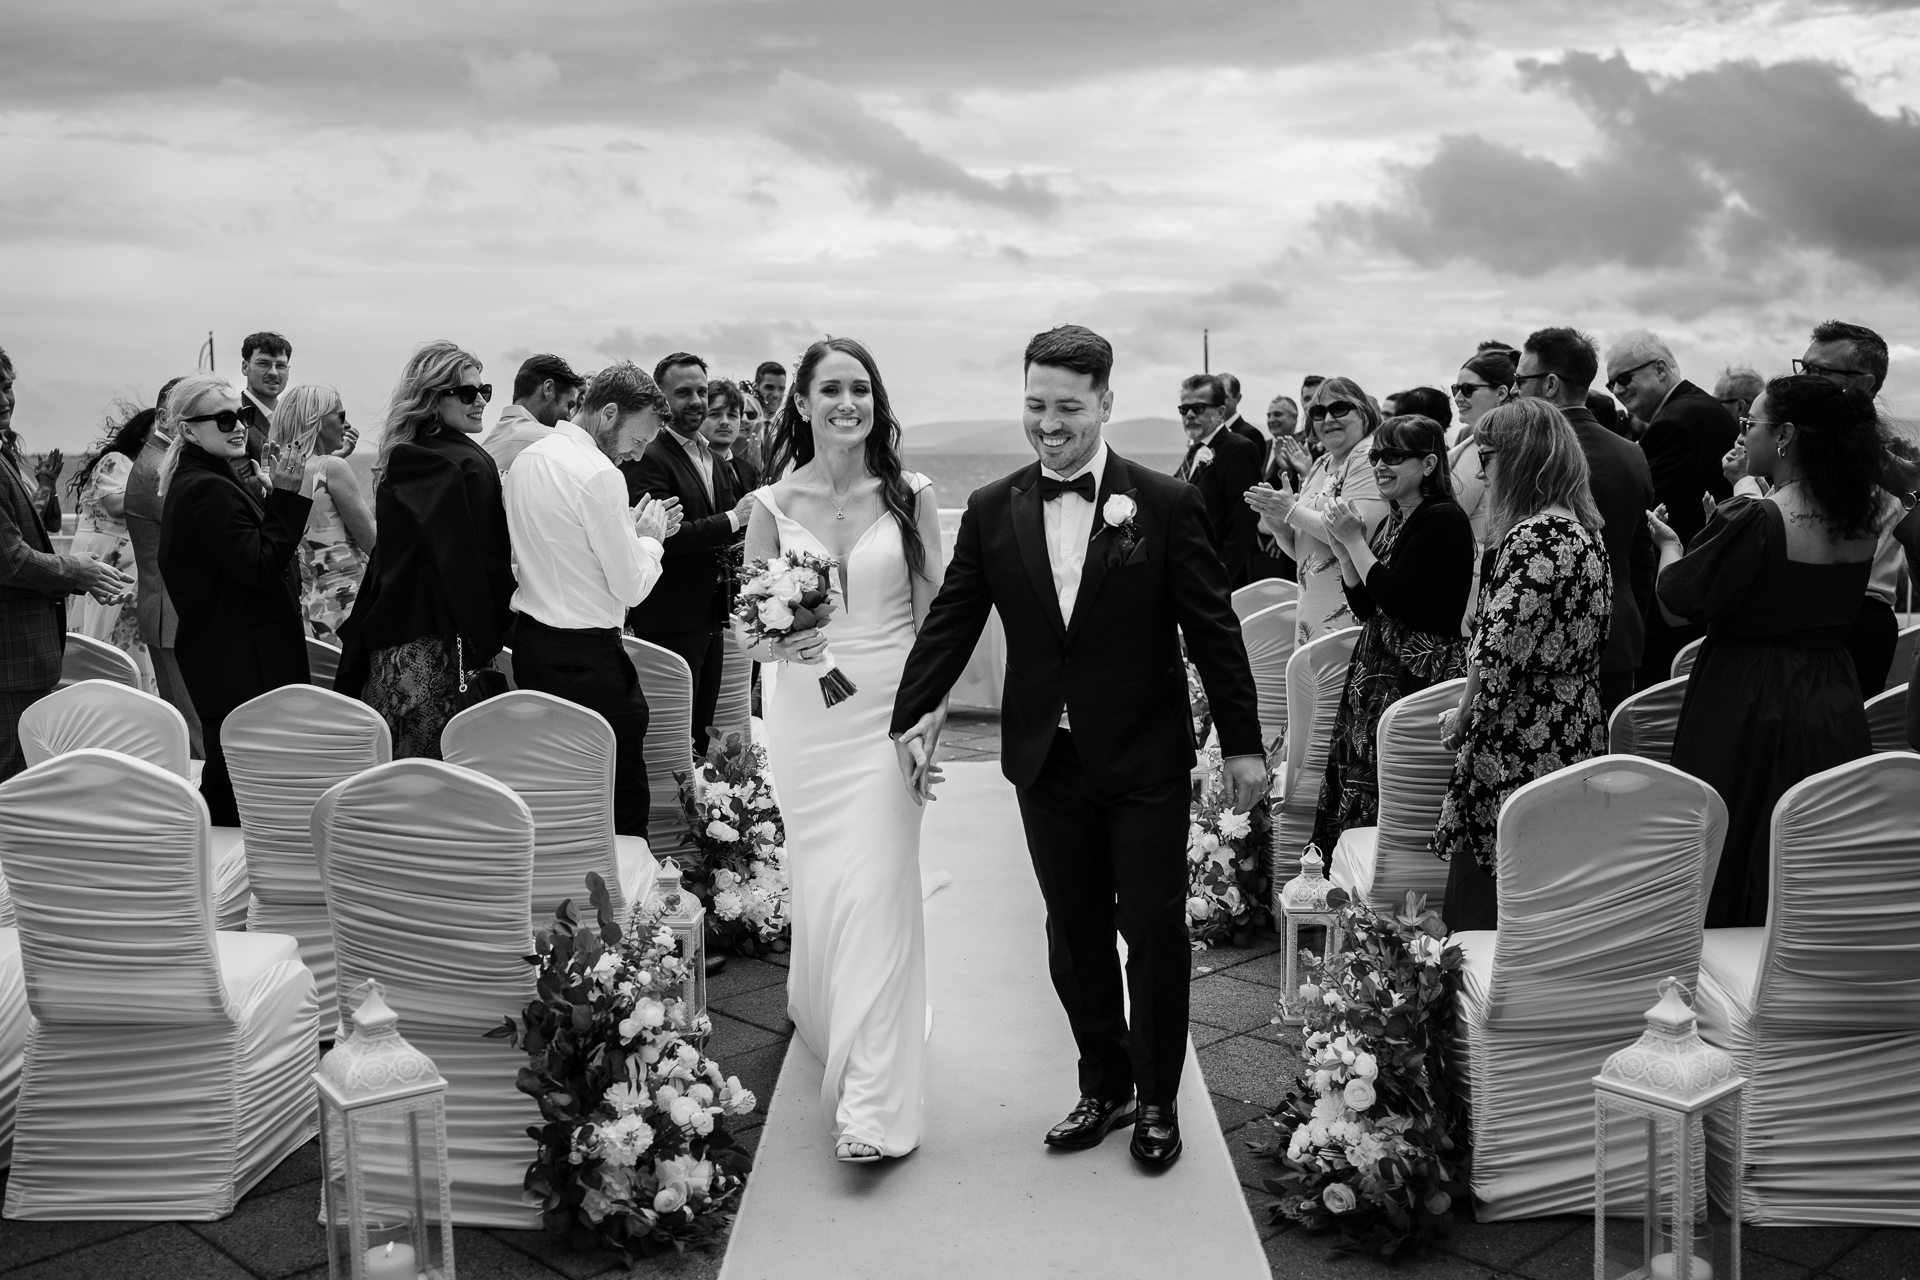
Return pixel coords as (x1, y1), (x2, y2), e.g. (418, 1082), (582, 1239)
(767, 336), (927, 580)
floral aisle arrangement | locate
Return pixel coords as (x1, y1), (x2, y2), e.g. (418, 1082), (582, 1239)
(1252, 890), (1468, 1257)
(735, 548), (854, 706)
(490, 874), (757, 1262)
(675, 732), (791, 958)
(1186, 746), (1273, 948)
(1185, 659), (1212, 748)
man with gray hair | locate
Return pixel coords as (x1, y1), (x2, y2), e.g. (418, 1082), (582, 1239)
(1176, 372), (1262, 586)
(1712, 365), (1765, 420)
(1604, 329), (1737, 687)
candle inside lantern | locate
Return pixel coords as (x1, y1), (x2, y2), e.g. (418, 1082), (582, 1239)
(363, 1238), (418, 1279)
(1649, 1251), (1713, 1280)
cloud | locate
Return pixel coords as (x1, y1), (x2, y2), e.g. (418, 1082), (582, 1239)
(590, 320), (822, 372)
(765, 73), (1056, 216)
(464, 50), (560, 96)
(1330, 51), (1920, 280)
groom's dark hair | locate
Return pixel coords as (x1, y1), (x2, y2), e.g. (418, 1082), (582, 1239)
(1024, 325), (1112, 392)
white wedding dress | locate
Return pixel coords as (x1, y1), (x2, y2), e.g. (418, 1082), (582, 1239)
(757, 479), (930, 1157)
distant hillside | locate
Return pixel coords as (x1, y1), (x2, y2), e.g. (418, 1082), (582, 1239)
(903, 416), (1182, 455)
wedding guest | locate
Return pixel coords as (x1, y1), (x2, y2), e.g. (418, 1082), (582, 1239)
(624, 352), (757, 756)
(158, 373), (313, 825)
(1517, 327), (1657, 713)
(277, 386), (374, 643)
(1605, 329), (1738, 688)
(0, 346), (133, 780)
(704, 378), (762, 495)
(1446, 346), (1518, 553)
(125, 377), (204, 754)
(65, 405), (157, 688)
(1174, 373), (1262, 587)
(1217, 373), (1265, 457)
(733, 378), (770, 476)
(1432, 398), (1611, 932)
(1393, 387), (1452, 433)
(235, 330), (292, 461)
(1655, 375), (1883, 928)
(336, 342), (515, 758)
(505, 362), (674, 836)
(1714, 365), (1764, 420)
(754, 360), (788, 423)
(1308, 414), (1473, 850)
(1246, 376), (1390, 644)
(481, 353), (585, 474)
(1252, 394), (1304, 581)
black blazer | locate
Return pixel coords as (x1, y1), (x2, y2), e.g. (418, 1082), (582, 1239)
(892, 451), (1262, 792)
(1179, 426), (1263, 588)
(1566, 405), (1657, 676)
(158, 443), (311, 720)
(1639, 380), (1737, 551)
(1343, 497), (1474, 637)
(621, 431), (739, 633)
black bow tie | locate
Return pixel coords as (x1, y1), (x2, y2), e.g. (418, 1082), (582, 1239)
(1039, 473), (1097, 503)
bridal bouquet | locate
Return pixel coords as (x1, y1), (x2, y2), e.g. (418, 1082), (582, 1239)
(676, 732), (791, 958)
(1252, 891), (1467, 1257)
(489, 875), (756, 1262)
(1186, 746), (1272, 948)
(735, 549), (855, 707)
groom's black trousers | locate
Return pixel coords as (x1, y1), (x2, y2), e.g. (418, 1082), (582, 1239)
(1015, 728), (1191, 1107)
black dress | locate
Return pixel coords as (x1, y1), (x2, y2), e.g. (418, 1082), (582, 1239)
(1662, 498), (1872, 928)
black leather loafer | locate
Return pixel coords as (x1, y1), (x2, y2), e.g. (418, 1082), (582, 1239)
(1130, 1101), (1182, 1168)
(1044, 1094), (1137, 1150)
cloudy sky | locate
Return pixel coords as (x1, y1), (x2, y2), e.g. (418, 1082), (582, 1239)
(4, 0), (1918, 451)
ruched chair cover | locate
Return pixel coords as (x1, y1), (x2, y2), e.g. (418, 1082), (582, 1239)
(13, 679), (249, 930)
(1271, 626), (1359, 885)
(225, 685), (392, 1021)
(1694, 752), (1920, 1226)
(0, 749), (317, 1219)
(1231, 577), (1299, 621)
(1670, 635), (1704, 681)
(624, 636), (694, 852)
(56, 632), (140, 690)
(1893, 624), (1920, 688)
(1241, 601), (1297, 749)
(442, 691), (659, 925)
(311, 759), (540, 1227)
(0, 928), (22, 1167)
(304, 636), (342, 690)
(1329, 677), (1463, 910)
(1451, 755), (1727, 1220)
(1866, 683), (1909, 753)
(1608, 675), (1689, 764)
(711, 632), (753, 747)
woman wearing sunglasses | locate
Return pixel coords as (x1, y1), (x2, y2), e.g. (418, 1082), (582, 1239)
(1244, 376), (1389, 645)
(336, 341), (514, 758)
(1445, 345), (1517, 558)
(1429, 398), (1612, 932)
(276, 385), (374, 645)
(157, 373), (315, 825)
(1308, 415), (1474, 853)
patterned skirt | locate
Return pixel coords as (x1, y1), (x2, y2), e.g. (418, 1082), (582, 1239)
(302, 538), (367, 644)
(363, 635), (459, 760)
(1308, 614), (1469, 853)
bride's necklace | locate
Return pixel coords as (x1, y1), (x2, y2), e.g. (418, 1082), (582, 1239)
(828, 477), (857, 520)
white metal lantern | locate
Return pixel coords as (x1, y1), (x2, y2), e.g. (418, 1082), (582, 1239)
(316, 981), (456, 1280)
(1593, 977), (1745, 1280)
(1276, 844), (1342, 1025)
(652, 859), (708, 1030)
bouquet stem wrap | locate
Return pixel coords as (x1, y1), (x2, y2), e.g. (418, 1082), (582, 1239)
(812, 646), (857, 708)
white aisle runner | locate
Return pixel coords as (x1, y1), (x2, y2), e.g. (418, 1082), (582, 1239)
(719, 761), (1268, 1280)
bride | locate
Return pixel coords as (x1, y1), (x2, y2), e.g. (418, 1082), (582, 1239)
(741, 337), (946, 1163)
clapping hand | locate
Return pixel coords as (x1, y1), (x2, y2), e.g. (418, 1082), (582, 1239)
(1244, 477), (1296, 536)
(661, 495), (684, 538)
(633, 495), (670, 542)
(31, 449), (63, 491)
(1323, 496), (1364, 544)
(1646, 503), (1682, 554)
(1276, 435), (1311, 476)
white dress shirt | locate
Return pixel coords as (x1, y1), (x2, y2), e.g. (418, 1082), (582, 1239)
(1041, 441), (1109, 731)
(504, 421), (663, 630)
(665, 425), (716, 503)
(482, 405), (550, 475)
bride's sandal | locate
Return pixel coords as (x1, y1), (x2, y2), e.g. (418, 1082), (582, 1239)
(835, 1139), (882, 1164)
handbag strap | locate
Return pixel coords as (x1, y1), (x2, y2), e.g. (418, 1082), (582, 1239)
(457, 635), (468, 695)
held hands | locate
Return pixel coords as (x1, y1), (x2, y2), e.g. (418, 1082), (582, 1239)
(770, 626), (827, 665)
(1222, 754), (1266, 814)
(632, 495), (670, 542)
(893, 707), (949, 806)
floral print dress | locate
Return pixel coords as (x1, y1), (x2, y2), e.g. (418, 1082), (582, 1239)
(300, 474), (368, 643)
(67, 450), (155, 691)
(1431, 513), (1611, 877)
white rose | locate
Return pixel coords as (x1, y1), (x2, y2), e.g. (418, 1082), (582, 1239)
(758, 597), (795, 630)
(1194, 445), (1215, 468)
(1351, 1051), (1378, 1081)
(1103, 493), (1137, 526)
(1217, 810), (1252, 840)
(1199, 832), (1219, 853)
(690, 1107), (715, 1135)
(1187, 895), (1213, 920)
(668, 1095), (700, 1127)
(1322, 1182), (1358, 1214)
(654, 1183), (688, 1214)
(707, 819), (740, 843)
(1343, 1078), (1377, 1111)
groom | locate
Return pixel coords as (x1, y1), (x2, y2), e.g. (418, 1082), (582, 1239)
(891, 325), (1264, 1169)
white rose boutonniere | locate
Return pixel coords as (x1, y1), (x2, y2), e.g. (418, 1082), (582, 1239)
(1099, 489), (1145, 566)
(1103, 493), (1136, 526)
(1193, 445), (1215, 470)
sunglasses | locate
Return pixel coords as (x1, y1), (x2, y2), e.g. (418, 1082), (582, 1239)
(1791, 358), (1870, 380)
(1450, 382), (1496, 399)
(1307, 401), (1359, 423)
(1605, 359), (1660, 392)
(182, 409), (246, 433)
(1476, 448), (1496, 469)
(441, 384), (494, 406)
(1367, 447), (1427, 466)
(1177, 402), (1216, 417)
(1738, 416), (1788, 433)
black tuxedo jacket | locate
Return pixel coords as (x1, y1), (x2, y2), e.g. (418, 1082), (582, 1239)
(622, 431), (739, 633)
(1565, 405), (1656, 676)
(1179, 426), (1262, 587)
(892, 450), (1261, 793)
(1639, 380), (1737, 551)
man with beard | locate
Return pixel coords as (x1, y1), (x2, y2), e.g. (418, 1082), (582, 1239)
(483, 353), (586, 474)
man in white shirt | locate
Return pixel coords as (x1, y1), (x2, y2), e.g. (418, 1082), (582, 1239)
(484, 354), (586, 474)
(504, 362), (677, 837)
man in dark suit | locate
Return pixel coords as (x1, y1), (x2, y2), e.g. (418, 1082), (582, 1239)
(1216, 372), (1266, 459)
(622, 352), (756, 756)
(891, 326), (1264, 1169)
(1174, 374), (1263, 587)
(0, 347), (132, 779)
(1604, 330), (1737, 688)
(1519, 328), (1657, 713)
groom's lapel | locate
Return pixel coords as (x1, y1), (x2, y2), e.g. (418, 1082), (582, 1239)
(1064, 450), (1122, 647)
(1010, 468), (1067, 639)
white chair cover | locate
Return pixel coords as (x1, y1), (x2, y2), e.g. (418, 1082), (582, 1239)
(304, 636), (341, 690)
(1670, 635), (1704, 680)
(14, 680), (249, 930)
(1451, 755), (1727, 1220)
(56, 632), (139, 690)
(225, 686), (392, 1022)
(624, 636), (694, 853)
(1607, 675), (1688, 764)
(0, 928), (25, 1168)
(442, 691), (659, 925)
(1893, 624), (1920, 689)
(1866, 683), (1909, 753)
(311, 758), (540, 1227)
(711, 629), (753, 747)
(1231, 577), (1299, 621)
(1271, 627), (1359, 891)
(1329, 677), (1462, 910)
(1694, 752), (1920, 1226)
(1241, 601), (1297, 749)
(0, 750), (317, 1219)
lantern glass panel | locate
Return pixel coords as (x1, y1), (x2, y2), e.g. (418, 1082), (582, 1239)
(1594, 1096), (1738, 1280)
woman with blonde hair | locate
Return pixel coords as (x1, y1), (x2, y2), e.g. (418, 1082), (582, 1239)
(1429, 397), (1612, 931)
(336, 342), (514, 757)
(276, 385), (375, 642)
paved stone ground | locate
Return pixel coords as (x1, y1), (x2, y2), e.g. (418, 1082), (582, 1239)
(2, 710), (1912, 1278)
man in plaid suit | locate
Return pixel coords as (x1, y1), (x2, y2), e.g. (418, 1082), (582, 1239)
(0, 348), (133, 779)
